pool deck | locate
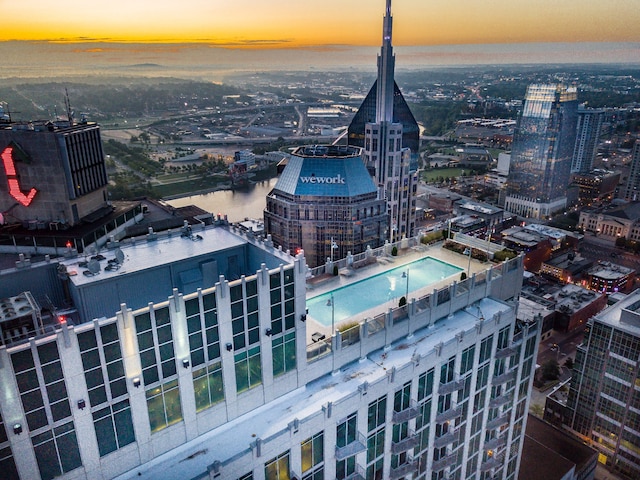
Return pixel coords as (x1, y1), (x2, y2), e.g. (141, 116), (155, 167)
(304, 242), (492, 344)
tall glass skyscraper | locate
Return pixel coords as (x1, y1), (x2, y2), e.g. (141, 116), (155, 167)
(505, 84), (578, 219)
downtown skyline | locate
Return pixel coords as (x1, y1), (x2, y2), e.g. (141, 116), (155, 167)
(1, 0), (639, 79)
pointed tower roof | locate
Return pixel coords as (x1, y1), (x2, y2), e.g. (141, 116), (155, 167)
(348, 1), (419, 155)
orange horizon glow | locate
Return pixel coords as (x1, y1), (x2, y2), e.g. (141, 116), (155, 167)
(1, 0), (639, 48)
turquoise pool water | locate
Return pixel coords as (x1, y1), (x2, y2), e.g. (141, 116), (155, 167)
(307, 256), (463, 327)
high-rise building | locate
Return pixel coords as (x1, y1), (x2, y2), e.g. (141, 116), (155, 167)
(504, 84), (578, 219)
(0, 120), (109, 228)
(622, 140), (640, 202)
(0, 215), (532, 480)
(348, 0), (419, 242)
(572, 105), (604, 174)
(566, 290), (640, 478)
(264, 145), (387, 268)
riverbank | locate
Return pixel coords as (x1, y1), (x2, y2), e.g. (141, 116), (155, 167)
(156, 164), (279, 201)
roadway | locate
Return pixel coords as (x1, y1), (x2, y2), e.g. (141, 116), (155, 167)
(580, 235), (640, 271)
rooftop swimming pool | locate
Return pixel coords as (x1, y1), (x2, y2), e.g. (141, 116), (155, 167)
(307, 256), (463, 327)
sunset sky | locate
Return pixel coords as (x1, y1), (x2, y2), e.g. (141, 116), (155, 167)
(3, 0), (640, 47)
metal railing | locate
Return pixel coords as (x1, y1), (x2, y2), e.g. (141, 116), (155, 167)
(392, 400), (420, 423)
(391, 431), (419, 454)
(335, 431), (367, 460)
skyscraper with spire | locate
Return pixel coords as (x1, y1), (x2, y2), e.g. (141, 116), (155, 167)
(348, 0), (419, 243)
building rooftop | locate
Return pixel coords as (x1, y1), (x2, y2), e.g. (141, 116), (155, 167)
(60, 223), (291, 288)
(523, 223), (571, 241)
(587, 261), (635, 280)
(543, 252), (592, 274)
(519, 415), (597, 480)
(456, 200), (502, 216)
(501, 227), (545, 247)
(597, 289), (640, 334)
(552, 284), (601, 314)
(270, 144), (377, 198)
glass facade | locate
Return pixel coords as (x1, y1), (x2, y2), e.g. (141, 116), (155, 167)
(568, 307), (640, 478)
(505, 84), (578, 218)
(264, 146), (388, 268)
(11, 342), (83, 479)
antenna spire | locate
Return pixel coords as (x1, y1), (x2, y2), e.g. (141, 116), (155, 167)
(64, 88), (73, 125)
(376, 0), (395, 123)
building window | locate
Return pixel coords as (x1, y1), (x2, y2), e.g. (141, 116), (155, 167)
(235, 346), (262, 393)
(193, 362), (224, 411)
(301, 431), (324, 479)
(336, 456), (356, 480)
(479, 334), (494, 364)
(135, 306), (176, 386)
(92, 400), (135, 457)
(145, 379), (183, 432)
(265, 450), (290, 480)
(336, 412), (357, 448)
(417, 369), (434, 401)
(272, 331), (296, 377)
(0, 411), (18, 480)
(460, 345), (476, 375)
(31, 422), (82, 480)
(0, 446), (18, 480)
(12, 342), (72, 432)
(78, 323), (127, 409)
(394, 382), (411, 413)
(367, 395), (387, 432)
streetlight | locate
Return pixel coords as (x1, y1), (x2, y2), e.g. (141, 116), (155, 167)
(401, 269), (409, 300)
(463, 247), (472, 277)
(326, 293), (335, 335)
(330, 237), (338, 263)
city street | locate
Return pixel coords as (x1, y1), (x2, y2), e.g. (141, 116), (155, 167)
(581, 236), (640, 272)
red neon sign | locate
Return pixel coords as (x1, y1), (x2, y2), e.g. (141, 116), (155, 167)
(1, 146), (37, 206)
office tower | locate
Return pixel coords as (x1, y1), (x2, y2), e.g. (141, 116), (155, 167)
(0, 119), (142, 256)
(623, 140), (640, 201)
(348, 0), (418, 243)
(566, 291), (640, 479)
(504, 84), (579, 219)
(0, 120), (109, 228)
(264, 145), (387, 268)
(572, 105), (604, 174)
(0, 213), (532, 479)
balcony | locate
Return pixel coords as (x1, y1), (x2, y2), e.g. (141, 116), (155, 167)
(391, 431), (419, 454)
(435, 405), (463, 423)
(335, 431), (367, 460)
(492, 368), (517, 385)
(392, 400), (420, 423)
(495, 346), (518, 359)
(389, 457), (418, 480)
(432, 453), (458, 471)
(438, 378), (466, 395)
(480, 453), (505, 472)
(484, 436), (507, 451)
(489, 392), (513, 408)
(434, 430), (458, 448)
(486, 414), (510, 430)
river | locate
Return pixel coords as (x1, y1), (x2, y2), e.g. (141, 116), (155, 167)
(166, 178), (278, 223)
